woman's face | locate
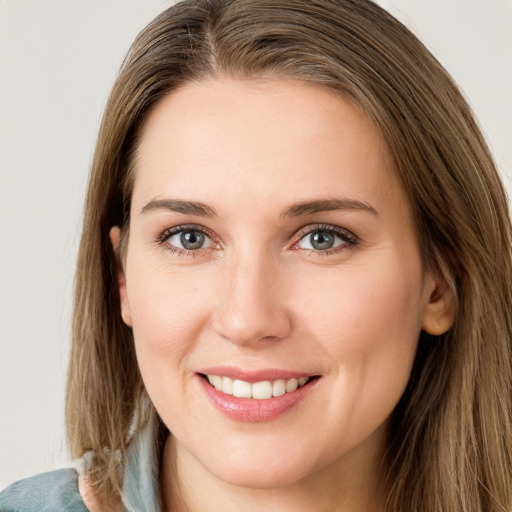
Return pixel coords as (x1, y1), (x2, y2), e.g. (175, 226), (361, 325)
(114, 79), (452, 490)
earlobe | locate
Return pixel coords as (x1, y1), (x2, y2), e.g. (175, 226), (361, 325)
(421, 271), (456, 335)
(109, 226), (132, 327)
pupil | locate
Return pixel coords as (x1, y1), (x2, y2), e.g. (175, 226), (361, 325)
(181, 230), (204, 250)
(311, 231), (334, 250)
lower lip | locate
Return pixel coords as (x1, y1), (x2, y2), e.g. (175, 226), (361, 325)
(197, 375), (319, 423)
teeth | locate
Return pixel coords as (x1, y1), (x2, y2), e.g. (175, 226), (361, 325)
(206, 374), (311, 399)
(286, 378), (298, 393)
(252, 381), (273, 399)
(273, 379), (286, 397)
(233, 379), (252, 398)
(222, 376), (234, 395)
(208, 375), (223, 391)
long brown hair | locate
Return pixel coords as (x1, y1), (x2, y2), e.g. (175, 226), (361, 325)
(66, 1), (512, 510)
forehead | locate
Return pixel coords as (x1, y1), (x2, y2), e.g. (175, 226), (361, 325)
(131, 78), (406, 218)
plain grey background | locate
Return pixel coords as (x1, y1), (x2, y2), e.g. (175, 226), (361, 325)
(1, 0), (511, 491)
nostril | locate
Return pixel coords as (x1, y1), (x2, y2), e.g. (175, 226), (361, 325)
(211, 302), (292, 347)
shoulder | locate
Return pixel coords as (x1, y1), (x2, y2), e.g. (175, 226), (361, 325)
(0, 468), (88, 512)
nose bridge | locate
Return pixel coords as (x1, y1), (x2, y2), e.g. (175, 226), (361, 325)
(212, 246), (291, 346)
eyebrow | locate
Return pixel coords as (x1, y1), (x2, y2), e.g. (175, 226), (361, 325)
(139, 196), (378, 218)
(281, 197), (378, 218)
(140, 198), (217, 217)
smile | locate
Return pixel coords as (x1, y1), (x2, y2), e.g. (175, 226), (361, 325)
(205, 374), (311, 399)
(197, 368), (321, 422)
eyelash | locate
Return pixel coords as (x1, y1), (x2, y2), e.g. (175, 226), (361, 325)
(292, 224), (359, 256)
(156, 223), (359, 257)
(156, 224), (218, 257)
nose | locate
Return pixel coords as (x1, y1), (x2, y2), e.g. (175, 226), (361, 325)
(211, 250), (292, 347)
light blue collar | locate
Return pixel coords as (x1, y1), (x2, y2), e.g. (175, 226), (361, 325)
(122, 413), (161, 512)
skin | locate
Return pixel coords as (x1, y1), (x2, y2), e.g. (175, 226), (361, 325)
(78, 474), (120, 512)
(108, 78), (454, 512)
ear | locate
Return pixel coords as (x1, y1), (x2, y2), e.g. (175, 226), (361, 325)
(421, 270), (456, 335)
(109, 226), (132, 327)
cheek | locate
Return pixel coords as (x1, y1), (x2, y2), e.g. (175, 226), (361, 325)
(125, 258), (212, 390)
(299, 255), (425, 352)
(295, 257), (424, 419)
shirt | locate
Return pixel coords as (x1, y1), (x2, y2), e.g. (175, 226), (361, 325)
(0, 415), (161, 512)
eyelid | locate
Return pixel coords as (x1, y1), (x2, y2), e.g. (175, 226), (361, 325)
(157, 224), (220, 254)
(291, 223), (359, 253)
(155, 222), (358, 256)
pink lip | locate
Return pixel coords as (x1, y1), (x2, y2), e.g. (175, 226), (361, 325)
(198, 366), (314, 383)
(196, 371), (320, 423)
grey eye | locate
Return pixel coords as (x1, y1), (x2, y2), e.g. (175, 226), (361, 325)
(180, 230), (205, 249)
(311, 231), (334, 250)
(167, 229), (212, 250)
(297, 230), (346, 251)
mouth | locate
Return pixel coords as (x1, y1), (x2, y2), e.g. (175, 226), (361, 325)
(200, 373), (319, 399)
(196, 367), (322, 422)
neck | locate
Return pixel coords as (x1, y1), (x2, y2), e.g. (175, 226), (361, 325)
(160, 434), (389, 512)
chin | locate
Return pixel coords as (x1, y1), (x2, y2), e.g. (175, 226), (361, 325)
(198, 443), (320, 490)
(213, 463), (311, 489)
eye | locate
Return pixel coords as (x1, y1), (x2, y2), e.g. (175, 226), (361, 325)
(162, 227), (214, 251)
(295, 226), (357, 253)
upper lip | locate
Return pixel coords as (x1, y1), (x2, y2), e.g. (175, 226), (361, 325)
(198, 366), (319, 383)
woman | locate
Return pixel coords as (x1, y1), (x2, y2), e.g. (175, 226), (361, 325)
(1, 0), (511, 510)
